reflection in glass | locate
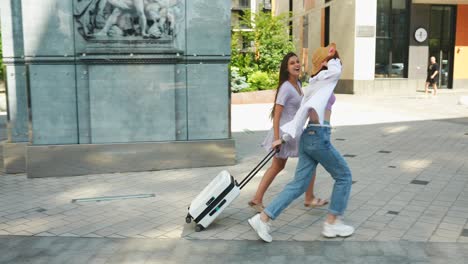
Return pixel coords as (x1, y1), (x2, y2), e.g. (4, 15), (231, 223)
(375, 0), (409, 78)
(429, 6), (455, 88)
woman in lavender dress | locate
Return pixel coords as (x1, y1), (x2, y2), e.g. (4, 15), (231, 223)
(248, 52), (328, 212)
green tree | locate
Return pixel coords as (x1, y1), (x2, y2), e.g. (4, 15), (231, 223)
(251, 11), (295, 73)
(231, 10), (295, 92)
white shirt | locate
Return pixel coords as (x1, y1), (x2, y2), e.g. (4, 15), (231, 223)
(281, 58), (342, 139)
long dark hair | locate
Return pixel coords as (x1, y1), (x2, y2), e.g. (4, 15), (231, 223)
(270, 52), (298, 119)
(310, 50), (341, 78)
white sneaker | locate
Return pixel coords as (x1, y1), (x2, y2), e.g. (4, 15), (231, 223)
(248, 213), (272, 242)
(322, 220), (354, 238)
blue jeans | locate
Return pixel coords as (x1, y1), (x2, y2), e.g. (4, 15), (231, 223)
(264, 125), (352, 219)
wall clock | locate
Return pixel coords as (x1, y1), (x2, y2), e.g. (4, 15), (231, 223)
(414, 27), (428, 43)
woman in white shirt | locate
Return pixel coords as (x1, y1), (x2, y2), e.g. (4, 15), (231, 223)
(248, 52), (328, 212)
(248, 43), (354, 242)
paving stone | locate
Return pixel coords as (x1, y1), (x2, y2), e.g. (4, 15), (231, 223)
(447, 210), (468, 218)
(373, 234), (401, 242)
(0, 230), (11, 235)
(212, 230), (241, 240)
(401, 234), (430, 242)
(437, 222), (464, 232)
(360, 221), (387, 230)
(433, 228), (461, 238)
(276, 225), (304, 236)
(404, 223), (437, 238)
(441, 216), (467, 225)
(429, 235), (458, 242)
(291, 227), (322, 241)
(461, 229), (468, 237)
(418, 216), (443, 225)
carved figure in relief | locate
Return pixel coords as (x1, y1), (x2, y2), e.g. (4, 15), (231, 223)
(73, 0), (181, 39)
(94, 0), (148, 37)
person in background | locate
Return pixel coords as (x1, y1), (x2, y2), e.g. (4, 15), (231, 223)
(425, 56), (439, 96)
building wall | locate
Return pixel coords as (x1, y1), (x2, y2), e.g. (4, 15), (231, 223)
(453, 5), (468, 88)
(353, 1), (427, 95)
(271, 0), (290, 16)
(278, 0), (467, 95)
(353, 0), (376, 81)
(408, 4), (430, 81)
(330, 0), (355, 93)
(287, 0), (356, 93)
(301, 0), (324, 75)
(413, 0), (468, 4)
(270, 0), (324, 77)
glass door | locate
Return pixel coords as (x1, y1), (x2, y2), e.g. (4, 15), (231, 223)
(429, 5), (456, 88)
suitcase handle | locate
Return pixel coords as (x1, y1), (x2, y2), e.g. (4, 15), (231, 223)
(238, 147), (279, 190)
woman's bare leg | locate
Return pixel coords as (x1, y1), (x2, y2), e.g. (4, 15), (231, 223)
(304, 171), (316, 203)
(250, 157), (287, 205)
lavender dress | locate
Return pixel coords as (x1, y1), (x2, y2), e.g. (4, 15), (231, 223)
(262, 81), (303, 159)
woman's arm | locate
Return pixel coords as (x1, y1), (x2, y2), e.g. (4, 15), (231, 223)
(315, 58), (342, 81)
(272, 104), (284, 148)
(324, 109), (332, 122)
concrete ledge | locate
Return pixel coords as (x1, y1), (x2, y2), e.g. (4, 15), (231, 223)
(335, 79), (354, 94)
(231, 90), (275, 104)
(26, 139), (236, 178)
(3, 142), (27, 174)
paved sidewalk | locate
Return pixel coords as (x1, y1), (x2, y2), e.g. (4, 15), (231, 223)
(1, 236), (468, 264)
(0, 92), (467, 262)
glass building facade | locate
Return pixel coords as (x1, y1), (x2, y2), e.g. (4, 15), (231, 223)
(284, 0), (468, 94)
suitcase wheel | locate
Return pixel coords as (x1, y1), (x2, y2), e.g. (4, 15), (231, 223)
(195, 224), (204, 232)
(185, 214), (192, 224)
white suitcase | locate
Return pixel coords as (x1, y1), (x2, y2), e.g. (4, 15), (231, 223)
(186, 148), (277, 232)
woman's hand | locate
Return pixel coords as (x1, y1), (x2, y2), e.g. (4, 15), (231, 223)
(272, 139), (283, 151)
(320, 60), (328, 68)
(323, 48), (339, 64)
(321, 48), (337, 68)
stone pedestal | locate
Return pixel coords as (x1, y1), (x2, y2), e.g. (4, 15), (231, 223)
(2, 142), (27, 174)
(0, 0), (234, 177)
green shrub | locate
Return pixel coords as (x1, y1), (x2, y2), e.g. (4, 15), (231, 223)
(231, 10), (294, 93)
(267, 72), (279, 89)
(248, 71), (272, 90)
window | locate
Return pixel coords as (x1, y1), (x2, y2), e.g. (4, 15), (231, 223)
(263, 0), (272, 10)
(239, 0), (250, 8)
(302, 15), (309, 48)
(375, 0), (409, 78)
(324, 0), (331, 46)
(241, 36), (251, 51)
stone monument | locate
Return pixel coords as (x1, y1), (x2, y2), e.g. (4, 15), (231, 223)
(0, 0), (234, 177)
